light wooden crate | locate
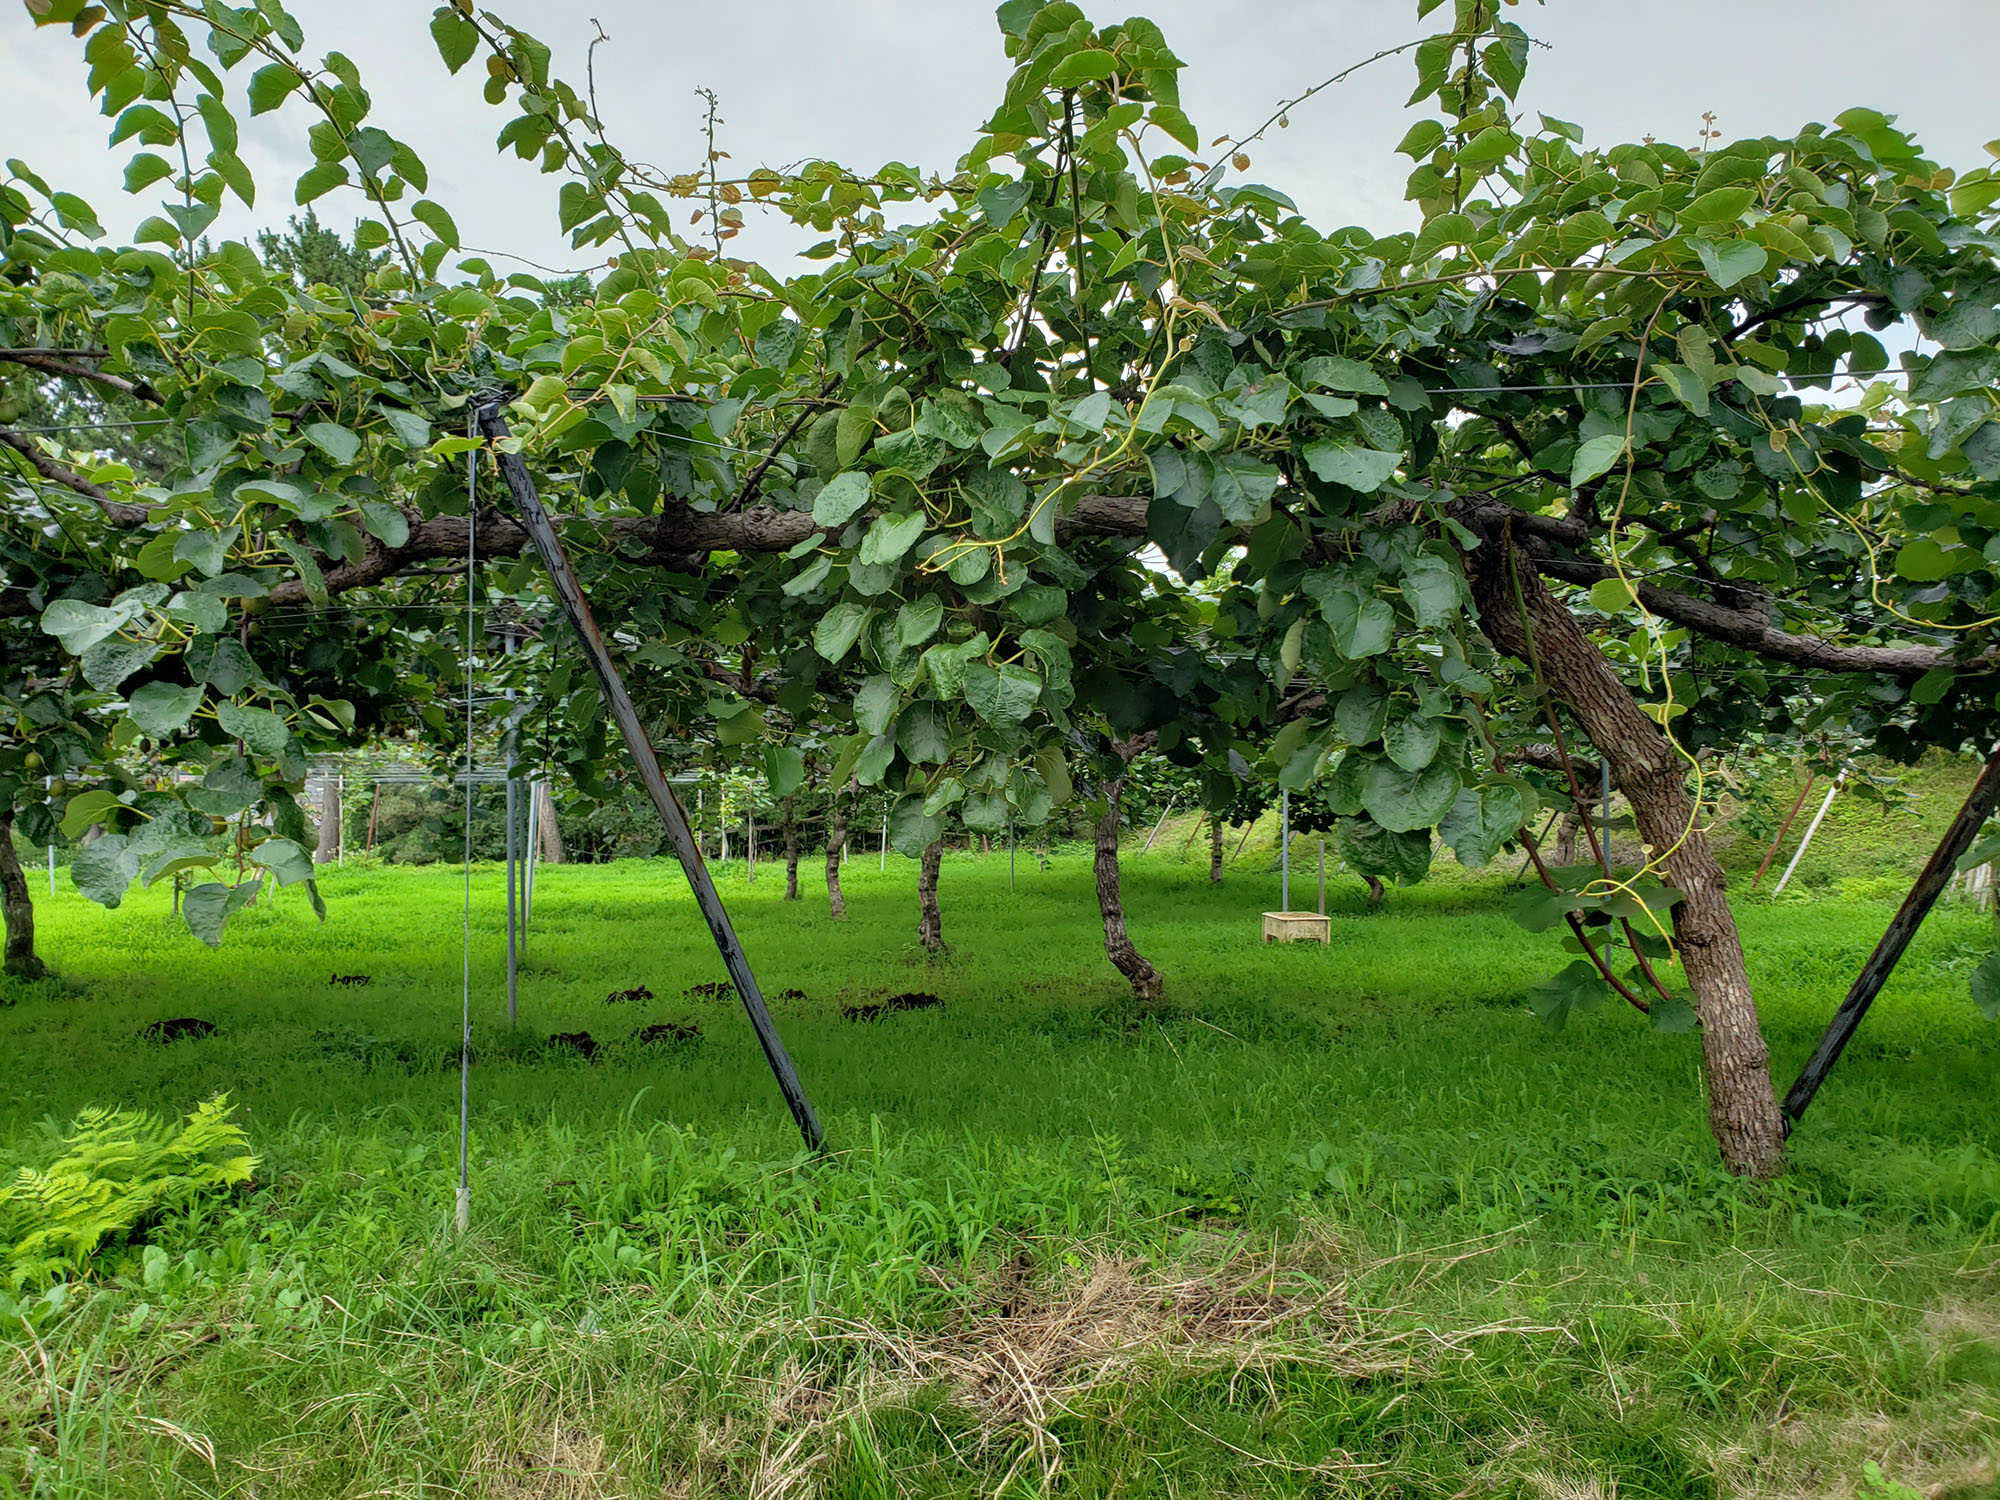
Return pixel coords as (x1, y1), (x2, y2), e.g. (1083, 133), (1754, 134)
(1262, 911), (1331, 944)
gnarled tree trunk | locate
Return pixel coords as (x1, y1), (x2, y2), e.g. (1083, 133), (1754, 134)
(917, 838), (944, 951)
(1096, 738), (1165, 1001)
(1552, 807), (1582, 866)
(534, 781), (565, 863)
(782, 796), (800, 901)
(1209, 817), (1224, 883)
(313, 777), (341, 864)
(825, 791), (848, 920)
(1467, 539), (1786, 1178)
(0, 812), (47, 981)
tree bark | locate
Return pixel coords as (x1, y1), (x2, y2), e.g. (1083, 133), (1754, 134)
(313, 777), (341, 864)
(1209, 817), (1225, 884)
(1096, 740), (1165, 1002)
(826, 792), (848, 920)
(534, 781), (565, 863)
(0, 812), (47, 980)
(782, 796), (800, 901)
(1553, 808), (1582, 866)
(1466, 539), (1788, 1179)
(917, 838), (944, 951)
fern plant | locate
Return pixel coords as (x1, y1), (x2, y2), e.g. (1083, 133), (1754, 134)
(0, 1095), (256, 1290)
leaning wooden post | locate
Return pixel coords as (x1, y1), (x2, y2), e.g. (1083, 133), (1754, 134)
(1782, 745), (2000, 1130)
(477, 402), (824, 1152)
(1751, 771), (1816, 889)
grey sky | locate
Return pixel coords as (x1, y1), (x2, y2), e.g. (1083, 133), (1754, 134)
(3, 2), (1994, 279)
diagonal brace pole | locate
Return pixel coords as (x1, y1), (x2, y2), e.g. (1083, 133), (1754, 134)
(477, 402), (824, 1151)
(1781, 743), (2000, 1131)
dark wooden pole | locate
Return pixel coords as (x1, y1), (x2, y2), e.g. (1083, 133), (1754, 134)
(1782, 744), (2000, 1130)
(476, 402), (824, 1152)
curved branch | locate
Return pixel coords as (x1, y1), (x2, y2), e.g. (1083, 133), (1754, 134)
(0, 349), (164, 405)
(0, 428), (151, 524)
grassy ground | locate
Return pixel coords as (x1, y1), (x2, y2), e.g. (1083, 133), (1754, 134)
(1, 838), (1997, 1498)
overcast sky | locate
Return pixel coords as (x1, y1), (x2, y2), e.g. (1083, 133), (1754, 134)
(3, 2), (1994, 279)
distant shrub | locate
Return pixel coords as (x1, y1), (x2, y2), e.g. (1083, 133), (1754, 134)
(0, 1095), (255, 1290)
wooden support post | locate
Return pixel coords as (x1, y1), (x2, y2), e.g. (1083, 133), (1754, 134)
(1782, 745), (2000, 1129)
(1751, 771), (1817, 890)
(478, 402), (823, 1152)
(1773, 775), (1844, 896)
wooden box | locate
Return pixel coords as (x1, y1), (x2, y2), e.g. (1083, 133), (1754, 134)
(1262, 911), (1331, 944)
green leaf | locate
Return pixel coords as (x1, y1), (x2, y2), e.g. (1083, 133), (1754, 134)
(409, 197), (458, 249)
(1300, 355), (1389, 397)
(762, 744), (805, 798)
(1438, 784), (1525, 868)
(1571, 433), (1628, 487)
(1655, 362), (1709, 417)
(1691, 236), (1767, 290)
(81, 640), (158, 692)
(1381, 715), (1440, 772)
(250, 837), (313, 886)
(247, 63), (302, 114)
(1312, 577), (1394, 659)
(854, 675), (899, 737)
(429, 8), (480, 73)
(215, 700), (291, 758)
(1337, 817), (1432, 885)
(813, 602), (869, 664)
(182, 880), (262, 948)
(888, 793), (943, 856)
(1360, 760), (1460, 833)
(173, 528), (235, 578)
(303, 422), (362, 464)
(124, 682), (202, 739)
(857, 510), (927, 566)
(1679, 186), (1756, 225)
(1456, 125), (1518, 172)
(294, 161), (348, 205)
(122, 152), (174, 194)
(897, 595), (944, 648)
(72, 833), (135, 909)
(1649, 995), (1699, 1034)
(895, 702), (950, 765)
(1530, 960), (1612, 1029)
(783, 555), (832, 597)
(1588, 577), (1638, 613)
(1970, 952), (2000, 1020)
(962, 661), (1041, 726)
(359, 501), (410, 547)
(812, 471), (873, 528)
(1049, 49), (1118, 87)
(41, 599), (131, 656)
(1302, 441), (1401, 492)
(1149, 104), (1199, 151)
(1396, 119), (1447, 158)
(60, 790), (126, 840)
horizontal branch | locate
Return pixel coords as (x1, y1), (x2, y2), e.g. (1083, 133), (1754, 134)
(0, 428), (151, 525)
(0, 349), (164, 405)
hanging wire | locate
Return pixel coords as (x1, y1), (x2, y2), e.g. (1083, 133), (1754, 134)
(456, 412), (477, 1238)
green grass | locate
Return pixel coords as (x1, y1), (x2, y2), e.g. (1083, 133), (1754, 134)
(2, 843), (1997, 1498)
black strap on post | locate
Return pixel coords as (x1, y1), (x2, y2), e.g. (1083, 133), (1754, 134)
(1782, 742), (2000, 1131)
(475, 401), (825, 1153)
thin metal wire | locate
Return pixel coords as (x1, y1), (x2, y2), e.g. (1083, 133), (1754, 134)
(456, 415), (476, 1238)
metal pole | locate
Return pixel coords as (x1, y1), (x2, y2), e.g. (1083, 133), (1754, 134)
(1751, 771), (1817, 889)
(336, 774), (344, 866)
(1318, 836), (1325, 915)
(478, 401), (823, 1151)
(523, 776), (539, 931)
(1140, 795), (1175, 853)
(1281, 788), (1291, 911)
(880, 815), (888, 872)
(44, 774), (53, 896)
(504, 633), (519, 1030)
(1773, 774), (1844, 897)
(1009, 819), (1015, 892)
(1599, 757), (1611, 874)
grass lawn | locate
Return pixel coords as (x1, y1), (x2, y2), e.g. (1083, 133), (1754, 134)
(1, 841), (1997, 1498)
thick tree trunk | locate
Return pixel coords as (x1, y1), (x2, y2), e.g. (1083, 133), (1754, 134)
(1096, 776), (1165, 1001)
(534, 781), (565, 863)
(313, 777), (341, 864)
(1467, 541), (1787, 1178)
(917, 839), (944, 951)
(0, 812), (47, 981)
(825, 795), (848, 920)
(1209, 817), (1225, 884)
(1363, 874), (1385, 906)
(782, 796), (800, 901)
